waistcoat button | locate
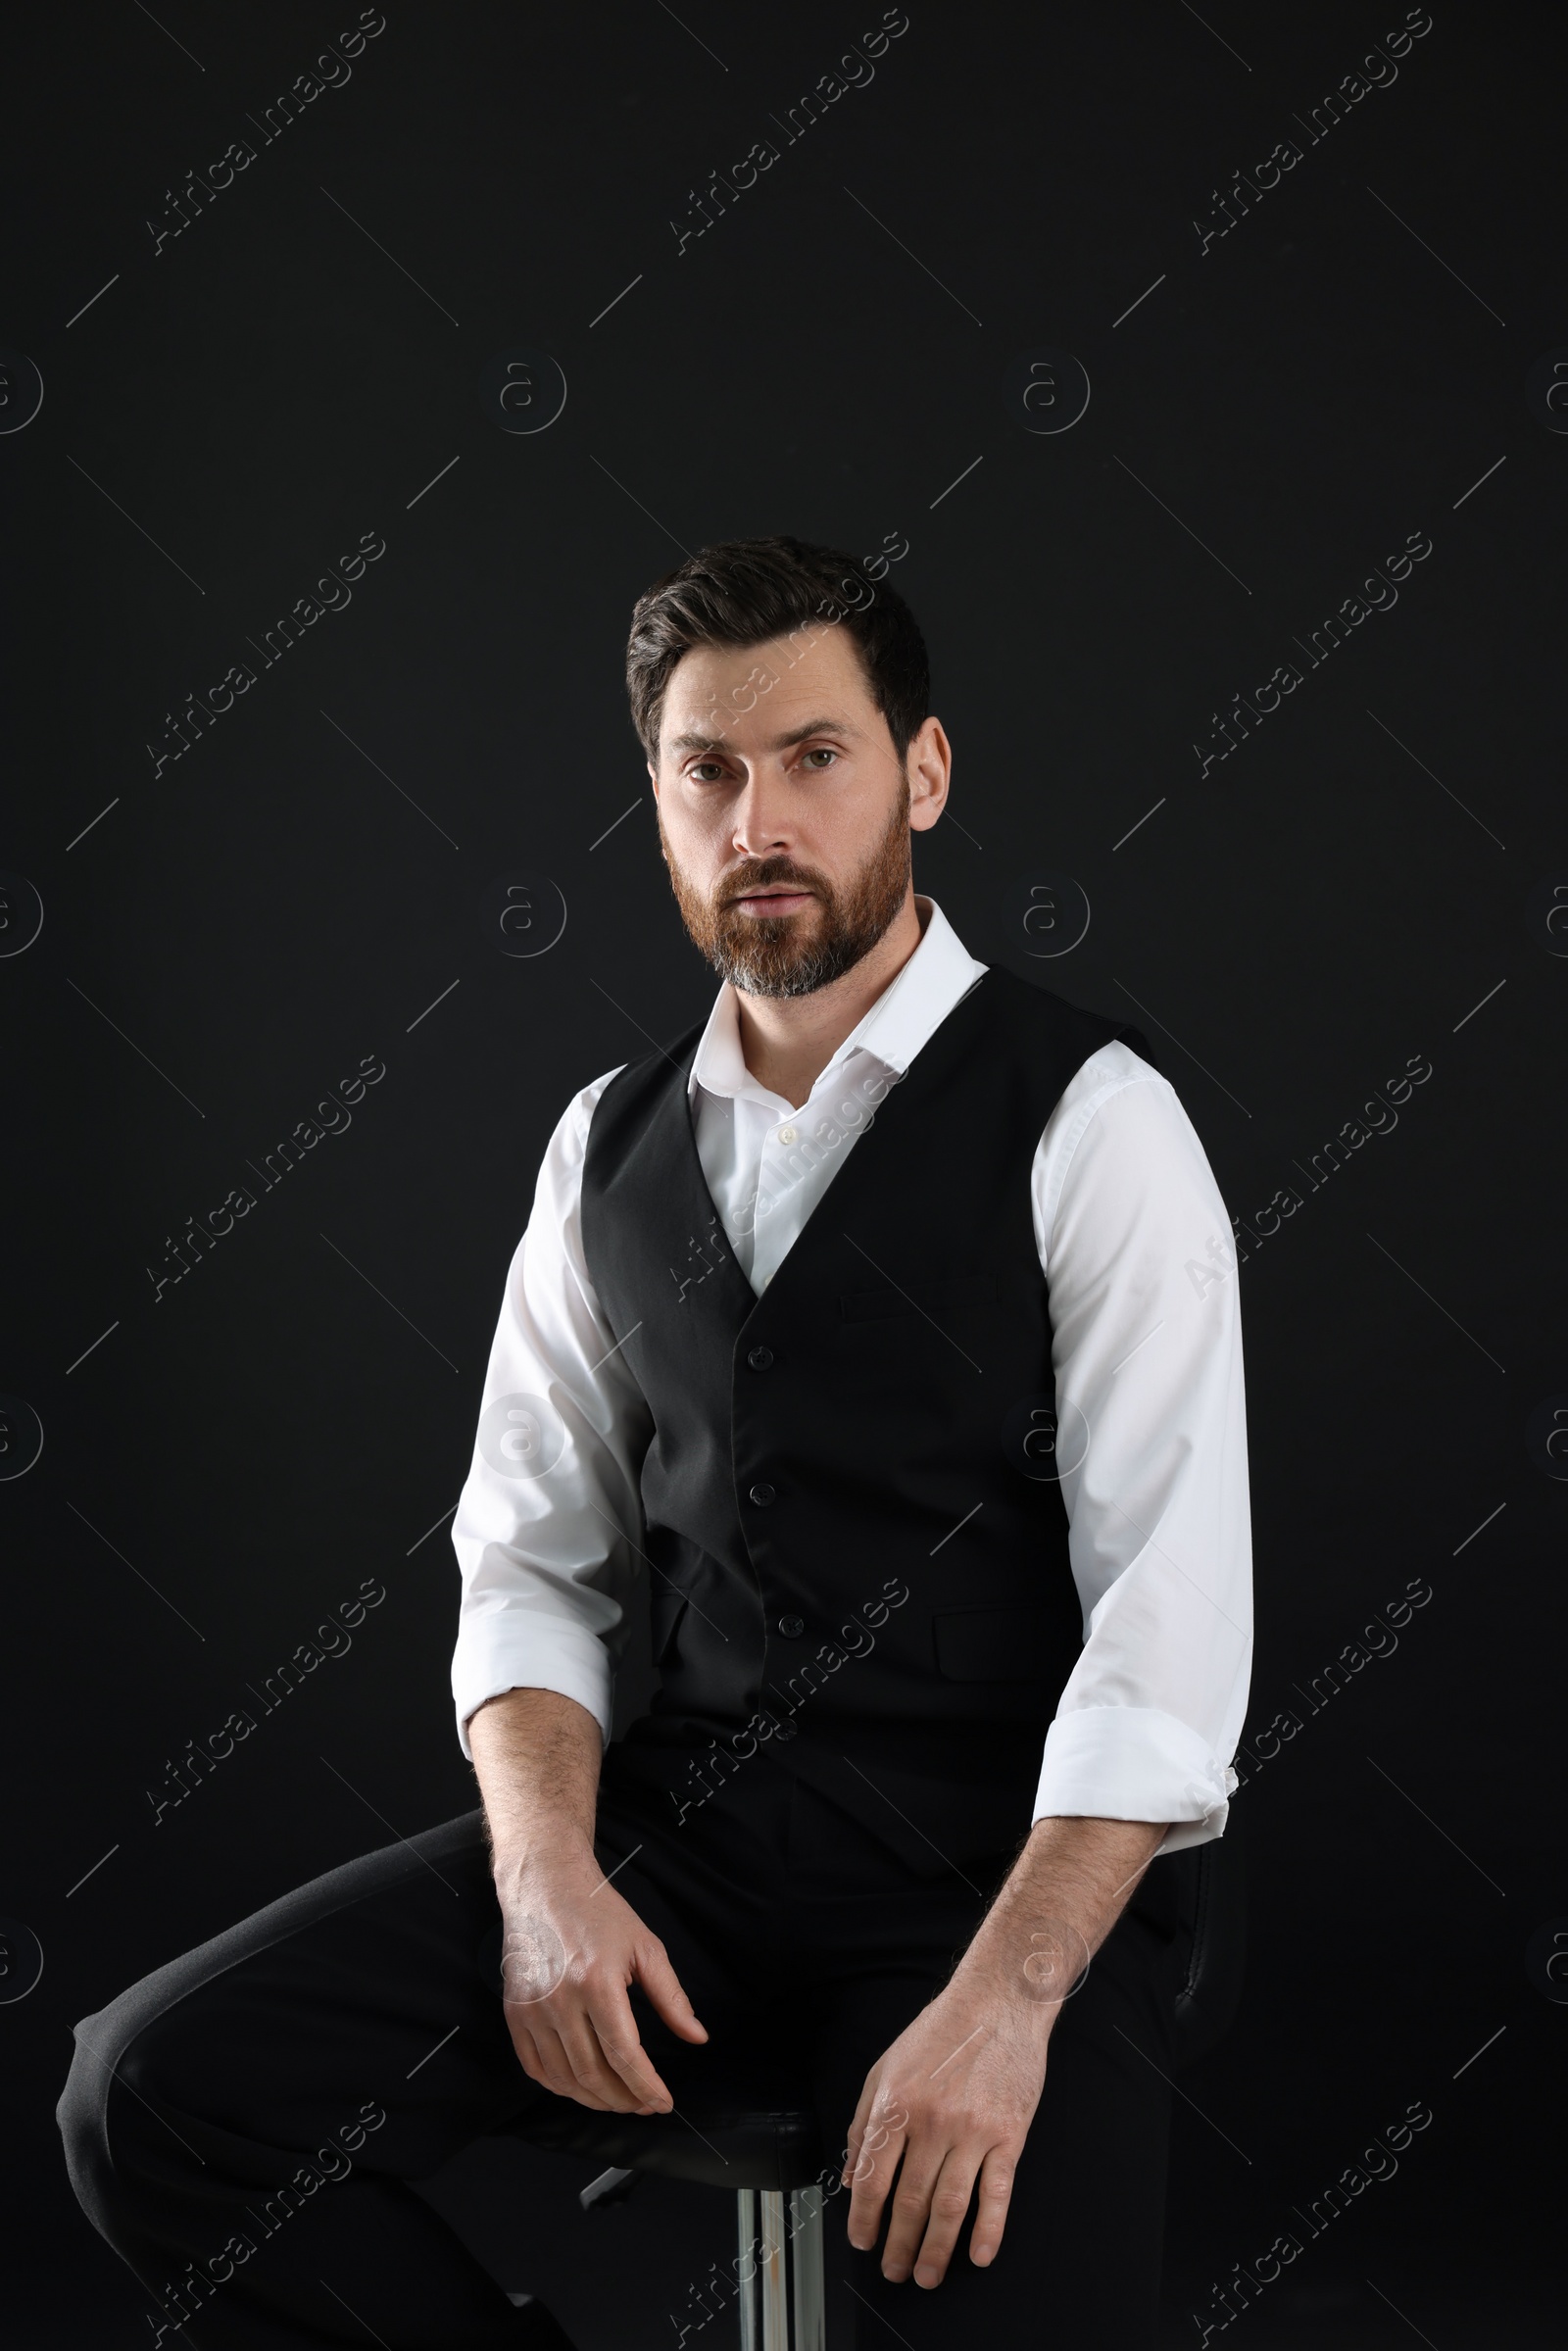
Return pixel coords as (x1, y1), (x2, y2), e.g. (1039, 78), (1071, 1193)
(748, 1482), (776, 1506)
(772, 1718), (798, 1740)
(777, 1614), (805, 1639)
(747, 1346), (774, 1371)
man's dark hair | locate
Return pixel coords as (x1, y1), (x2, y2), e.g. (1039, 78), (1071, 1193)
(625, 535), (930, 763)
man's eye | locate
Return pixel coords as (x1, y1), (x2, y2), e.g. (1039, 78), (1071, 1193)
(801, 748), (838, 769)
(689, 761), (726, 782)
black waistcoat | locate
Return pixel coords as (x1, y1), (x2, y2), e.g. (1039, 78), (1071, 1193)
(579, 964), (1157, 1855)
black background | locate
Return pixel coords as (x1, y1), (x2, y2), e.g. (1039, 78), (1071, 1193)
(3, 2), (1564, 2343)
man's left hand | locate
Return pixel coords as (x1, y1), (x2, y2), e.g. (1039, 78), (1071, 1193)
(841, 1964), (1054, 2288)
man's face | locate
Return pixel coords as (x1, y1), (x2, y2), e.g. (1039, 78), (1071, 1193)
(649, 623), (923, 998)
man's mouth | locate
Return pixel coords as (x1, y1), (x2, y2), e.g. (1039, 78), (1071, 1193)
(727, 886), (815, 916)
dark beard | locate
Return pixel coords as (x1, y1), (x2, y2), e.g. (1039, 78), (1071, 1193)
(661, 776), (912, 999)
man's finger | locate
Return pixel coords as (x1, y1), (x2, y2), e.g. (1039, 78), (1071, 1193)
(525, 2021), (615, 2110)
(968, 2142), (1020, 2268)
(585, 1984), (674, 2110)
(909, 2147), (983, 2287)
(842, 2072), (877, 2183)
(846, 2112), (908, 2251)
(509, 2025), (549, 2091)
(878, 2143), (947, 2281)
(845, 2089), (912, 2190)
(555, 2006), (646, 2109)
(634, 1937), (709, 2045)
(507, 2018), (572, 2099)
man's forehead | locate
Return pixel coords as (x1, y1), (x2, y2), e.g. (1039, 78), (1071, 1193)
(658, 625), (864, 743)
(665, 625), (862, 700)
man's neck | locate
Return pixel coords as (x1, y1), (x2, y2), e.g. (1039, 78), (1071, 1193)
(733, 893), (927, 1107)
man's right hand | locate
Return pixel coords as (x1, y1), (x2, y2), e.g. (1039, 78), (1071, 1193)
(495, 1838), (709, 2114)
(467, 1686), (708, 2117)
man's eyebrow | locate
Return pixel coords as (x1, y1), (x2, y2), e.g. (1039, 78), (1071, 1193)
(665, 714), (864, 756)
(770, 714), (863, 749)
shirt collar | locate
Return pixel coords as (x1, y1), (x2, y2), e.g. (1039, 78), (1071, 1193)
(688, 896), (989, 1108)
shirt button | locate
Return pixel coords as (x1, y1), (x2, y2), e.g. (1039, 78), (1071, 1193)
(777, 1124), (797, 1145)
(748, 1482), (776, 1507)
(747, 1346), (774, 1372)
(777, 1614), (805, 1639)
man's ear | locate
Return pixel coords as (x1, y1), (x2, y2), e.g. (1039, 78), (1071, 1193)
(906, 715), (952, 832)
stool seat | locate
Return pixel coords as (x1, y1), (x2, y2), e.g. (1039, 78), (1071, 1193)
(505, 2095), (827, 2192)
(503, 2095), (833, 2345)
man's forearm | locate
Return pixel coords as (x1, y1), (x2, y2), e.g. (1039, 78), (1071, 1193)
(955, 1814), (1169, 2016)
(467, 1686), (604, 1874)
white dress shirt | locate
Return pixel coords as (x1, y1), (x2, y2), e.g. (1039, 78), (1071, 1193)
(451, 898), (1253, 1857)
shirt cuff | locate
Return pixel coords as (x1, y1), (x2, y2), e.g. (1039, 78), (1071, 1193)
(1032, 1704), (1239, 1857)
(452, 1613), (613, 1760)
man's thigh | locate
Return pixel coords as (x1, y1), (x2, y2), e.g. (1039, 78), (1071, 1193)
(67, 1769), (805, 2229)
(68, 1764), (796, 2228)
(62, 1812), (528, 2237)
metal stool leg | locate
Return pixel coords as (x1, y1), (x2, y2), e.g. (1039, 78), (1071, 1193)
(737, 2189), (760, 2351)
(735, 2180), (826, 2349)
(760, 2189), (789, 2347)
(788, 2185), (824, 2351)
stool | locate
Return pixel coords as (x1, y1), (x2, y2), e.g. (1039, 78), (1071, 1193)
(516, 2095), (828, 2350)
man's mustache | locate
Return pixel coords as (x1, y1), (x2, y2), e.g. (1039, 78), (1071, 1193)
(717, 870), (821, 906)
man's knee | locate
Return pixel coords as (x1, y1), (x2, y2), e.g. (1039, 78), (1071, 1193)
(58, 2011), (114, 2225)
(58, 1978), (204, 2236)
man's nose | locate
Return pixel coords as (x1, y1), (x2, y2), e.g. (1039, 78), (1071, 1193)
(729, 769), (794, 857)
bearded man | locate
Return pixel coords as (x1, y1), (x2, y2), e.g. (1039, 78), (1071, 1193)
(61, 537), (1252, 2349)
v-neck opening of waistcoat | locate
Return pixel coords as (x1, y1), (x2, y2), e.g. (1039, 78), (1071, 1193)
(670, 965), (1000, 1330)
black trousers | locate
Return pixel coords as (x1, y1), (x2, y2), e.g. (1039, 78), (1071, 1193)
(59, 1735), (1196, 2348)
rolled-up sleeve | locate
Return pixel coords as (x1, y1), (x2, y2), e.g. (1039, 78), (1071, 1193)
(1030, 1042), (1253, 1855)
(449, 1070), (655, 1758)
